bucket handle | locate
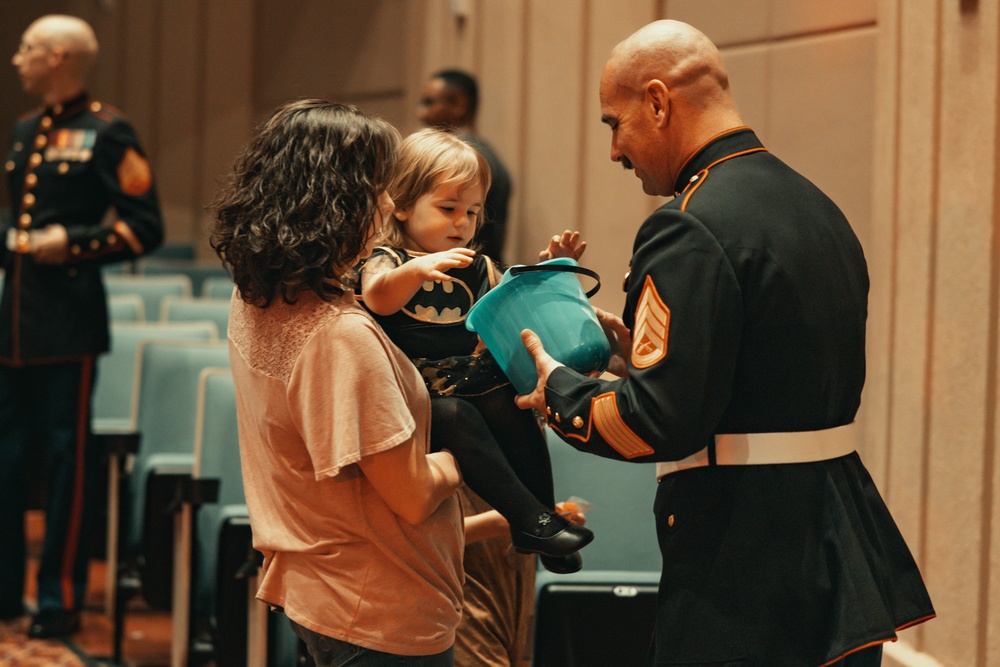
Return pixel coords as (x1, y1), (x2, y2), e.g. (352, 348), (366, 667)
(508, 264), (601, 298)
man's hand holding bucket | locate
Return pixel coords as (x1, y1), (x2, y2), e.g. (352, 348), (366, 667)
(595, 308), (631, 376)
(514, 308), (631, 411)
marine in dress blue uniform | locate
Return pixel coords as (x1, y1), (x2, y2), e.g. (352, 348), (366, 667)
(1, 14), (163, 638)
(519, 21), (934, 666)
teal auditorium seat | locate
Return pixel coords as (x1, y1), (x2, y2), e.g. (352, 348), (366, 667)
(104, 274), (193, 322)
(148, 242), (197, 261)
(93, 322), (218, 434)
(269, 614), (306, 667)
(171, 368), (251, 667)
(201, 275), (235, 300)
(544, 428), (660, 571)
(123, 339), (231, 616)
(102, 261), (130, 275)
(172, 368), (306, 667)
(107, 294), (146, 322)
(533, 427), (661, 667)
(95, 325), (219, 663)
(192, 371), (244, 608)
(139, 258), (231, 297)
(93, 323), (218, 586)
(161, 296), (230, 337)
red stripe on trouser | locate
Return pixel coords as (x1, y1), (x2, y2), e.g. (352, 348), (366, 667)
(61, 357), (93, 609)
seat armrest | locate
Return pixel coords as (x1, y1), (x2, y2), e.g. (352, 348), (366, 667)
(177, 477), (220, 508)
(94, 430), (141, 460)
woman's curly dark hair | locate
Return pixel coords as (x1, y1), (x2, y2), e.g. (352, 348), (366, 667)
(211, 100), (399, 307)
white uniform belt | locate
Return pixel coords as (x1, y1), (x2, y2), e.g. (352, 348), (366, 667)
(656, 422), (857, 480)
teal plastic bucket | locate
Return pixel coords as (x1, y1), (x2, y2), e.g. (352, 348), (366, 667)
(466, 258), (610, 395)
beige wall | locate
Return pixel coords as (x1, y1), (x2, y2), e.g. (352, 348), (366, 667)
(1, 0), (415, 258)
(412, 0), (879, 319)
(3, 2), (999, 665)
(869, 2), (1000, 667)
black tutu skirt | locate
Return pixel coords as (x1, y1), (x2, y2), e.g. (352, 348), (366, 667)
(412, 349), (510, 397)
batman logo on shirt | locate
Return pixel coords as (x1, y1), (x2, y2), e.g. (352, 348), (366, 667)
(402, 278), (475, 324)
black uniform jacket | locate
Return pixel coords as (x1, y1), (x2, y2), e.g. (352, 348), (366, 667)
(542, 128), (934, 665)
(2, 93), (163, 364)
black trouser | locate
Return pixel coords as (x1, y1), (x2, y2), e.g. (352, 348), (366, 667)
(429, 385), (555, 532)
(291, 618), (455, 666)
(0, 358), (99, 614)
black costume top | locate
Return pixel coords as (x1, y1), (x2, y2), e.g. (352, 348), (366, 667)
(357, 247), (507, 396)
(542, 128), (934, 665)
(2, 93), (163, 364)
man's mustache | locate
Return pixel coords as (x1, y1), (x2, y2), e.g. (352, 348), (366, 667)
(621, 156), (634, 170)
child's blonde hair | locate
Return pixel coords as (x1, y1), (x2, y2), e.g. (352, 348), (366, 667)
(382, 128), (492, 248)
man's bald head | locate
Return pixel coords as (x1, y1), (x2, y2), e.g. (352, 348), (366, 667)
(606, 20), (731, 109)
(12, 14), (98, 103)
(27, 14), (100, 77)
(598, 20), (742, 195)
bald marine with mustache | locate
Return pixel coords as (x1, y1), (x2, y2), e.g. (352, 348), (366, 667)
(515, 19), (934, 667)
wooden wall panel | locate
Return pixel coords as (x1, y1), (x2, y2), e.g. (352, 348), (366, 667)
(722, 45), (770, 134)
(476, 0), (527, 264)
(199, 0), (255, 253)
(253, 0), (410, 127)
(515, 2), (586, 264)
(862, 0), (899, 497)
(768, 0), (877, 35)
(923, 2), (998, 665)
(579, 2), (660, 315)
(118, 1), (161, 158)
(925, 4), (997, 665)
(154, 0), (202, 245)
(885, 0), (939, 608)
(668, 0), (772, 45)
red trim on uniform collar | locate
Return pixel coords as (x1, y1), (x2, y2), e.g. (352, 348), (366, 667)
(45, 92), (91, 122)
(678, 147), (769, 208)
(673, 126), (752, 195)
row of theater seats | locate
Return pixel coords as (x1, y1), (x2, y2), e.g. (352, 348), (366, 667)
(106, 273), (233, 333)
(91, 271), (306, 667)
(7, 259), (664, 666)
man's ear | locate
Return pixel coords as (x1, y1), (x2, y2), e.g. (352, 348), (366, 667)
(47, 46), (68, 68)
(644, 79), (670, 128)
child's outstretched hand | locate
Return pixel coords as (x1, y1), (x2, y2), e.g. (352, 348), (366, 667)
(539, 230), (587, 262)
(410, 247), (476, 282)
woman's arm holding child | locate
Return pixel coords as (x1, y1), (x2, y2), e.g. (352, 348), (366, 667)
(360, 439), (463, 525)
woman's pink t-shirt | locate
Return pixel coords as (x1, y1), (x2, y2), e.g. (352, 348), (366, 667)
(228, 290), (464, 656)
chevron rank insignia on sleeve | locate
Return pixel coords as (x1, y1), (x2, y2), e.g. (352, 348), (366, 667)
(631, 275), (670, 369)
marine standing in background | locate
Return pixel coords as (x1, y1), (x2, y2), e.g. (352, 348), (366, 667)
(0, 14), (163, 638)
